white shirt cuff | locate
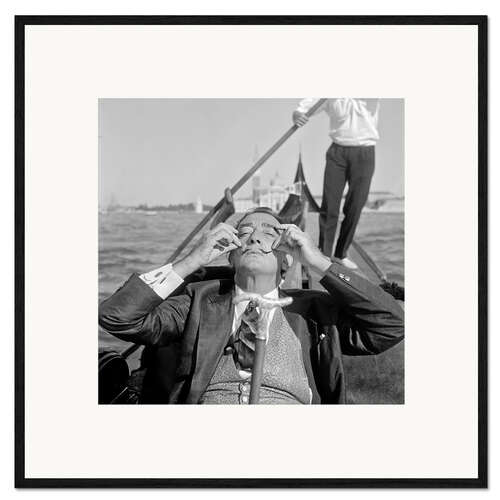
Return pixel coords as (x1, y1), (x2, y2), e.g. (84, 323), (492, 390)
(139, 263), (184, 299)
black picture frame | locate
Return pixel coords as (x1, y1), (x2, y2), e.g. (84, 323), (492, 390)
(14, 15), (488, 488)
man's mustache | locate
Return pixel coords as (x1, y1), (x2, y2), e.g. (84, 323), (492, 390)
(241, 246), (273, 255)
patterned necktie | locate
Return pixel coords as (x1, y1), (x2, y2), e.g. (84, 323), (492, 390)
(233, 302), (260, 371)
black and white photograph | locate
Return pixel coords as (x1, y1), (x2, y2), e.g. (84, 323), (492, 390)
(98, 98), (405, 405)
(15, 16), (486, 486)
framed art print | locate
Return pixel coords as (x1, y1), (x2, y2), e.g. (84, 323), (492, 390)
(15, 15), (487, 487)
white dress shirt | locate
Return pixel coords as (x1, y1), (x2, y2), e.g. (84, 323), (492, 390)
(296, 98), (380, 146)
(232, 285), (278, 336)
(140, 264), (278, 334)
(140, 264), (278, 331)
(140, 264), (279, 322)
(139, 263), (184, 299)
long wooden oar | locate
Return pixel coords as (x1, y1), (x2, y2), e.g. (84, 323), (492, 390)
(166, 98), (327, 263)
(351, 239), (388, 283)
(351, 240), (404, 301)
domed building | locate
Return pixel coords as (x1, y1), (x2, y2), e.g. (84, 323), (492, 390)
(233, 150), (307, 214)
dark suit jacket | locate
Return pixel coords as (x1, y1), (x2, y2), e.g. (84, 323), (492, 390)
(99, 262), (404, 404)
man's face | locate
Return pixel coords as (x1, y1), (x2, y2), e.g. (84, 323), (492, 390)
(230, 212), (284, 277)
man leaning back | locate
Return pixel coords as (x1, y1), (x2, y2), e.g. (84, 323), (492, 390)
(99, 207), (403, 404)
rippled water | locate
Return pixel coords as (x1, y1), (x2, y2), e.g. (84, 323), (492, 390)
(349, 212), (404, 285)
(99, 211), (404, 351)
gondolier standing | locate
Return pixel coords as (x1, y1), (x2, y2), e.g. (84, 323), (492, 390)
(293, 98), (380, 269)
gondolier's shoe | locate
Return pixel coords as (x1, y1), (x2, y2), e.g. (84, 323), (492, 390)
(338, 257), (359, 270)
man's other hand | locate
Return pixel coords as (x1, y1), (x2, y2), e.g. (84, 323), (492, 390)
(173, 223), (241, 278)
(292, 111), (309, 127)
(273, 224), (331, 275)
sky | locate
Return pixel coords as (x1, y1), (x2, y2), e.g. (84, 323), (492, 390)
(99, 98), (404, 207)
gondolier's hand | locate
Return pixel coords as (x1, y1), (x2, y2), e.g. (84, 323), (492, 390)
(173, 223), (241, 278)
(273, 224), (331, 275)
(292, 110), (309, 127)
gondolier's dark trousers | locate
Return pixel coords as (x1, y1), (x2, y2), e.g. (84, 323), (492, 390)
(319, 142), (375, 259)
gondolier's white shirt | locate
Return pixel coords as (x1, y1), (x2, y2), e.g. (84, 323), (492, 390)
(296, 98), (380, 146)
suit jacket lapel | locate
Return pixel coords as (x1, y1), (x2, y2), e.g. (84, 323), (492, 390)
(189, 283), (234, 400)
(279, 288), (302, 333)
(280, 288), (321, 404)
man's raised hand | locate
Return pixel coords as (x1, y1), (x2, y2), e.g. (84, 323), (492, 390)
(173, 223), (241, 278)
(191, 222), (242, 266)
(272, 224), (331, 274)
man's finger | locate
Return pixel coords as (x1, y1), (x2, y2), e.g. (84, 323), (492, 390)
(211, 227), (242, 247)
(285, 225), (306, 243)
(210, 224), (238, 239)
(218, 242), (238, 254)
(278, 223), (299, 231)
(273, 242), (296, 255)
(272, 234), (291, 251)
(223, 223), (239, 234)
(272, 224), (294, 245)
(220, 226), (241, 243)
(212, 238), (240, 252)
(279, 226), (300, 243)
(214, 222), (238, 234)
(210, 227), (234, 238)
(215, 238), (231, 247)
(213, 241), (238, 254)
(272, 227), (298, 250)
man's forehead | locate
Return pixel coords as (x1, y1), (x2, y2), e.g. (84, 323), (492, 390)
(236, 212), (280, 228)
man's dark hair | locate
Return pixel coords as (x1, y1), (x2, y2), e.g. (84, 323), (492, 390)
(235, 206), (283, 228)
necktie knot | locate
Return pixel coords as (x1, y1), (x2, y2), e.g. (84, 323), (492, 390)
(243, 302), (259, 325)
(230, 302), (261, 372)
